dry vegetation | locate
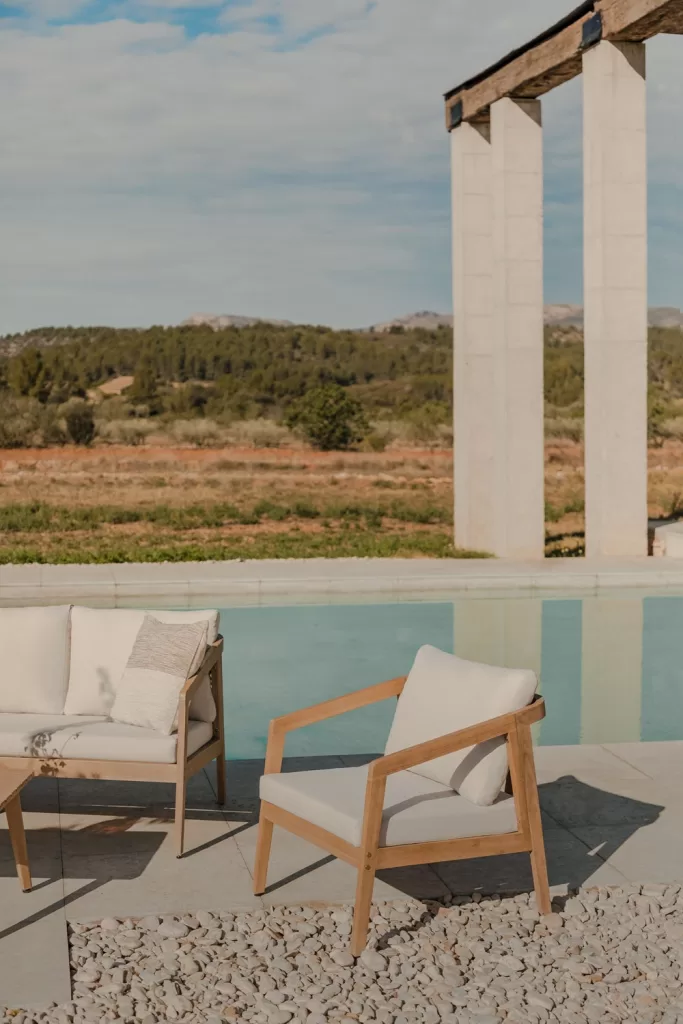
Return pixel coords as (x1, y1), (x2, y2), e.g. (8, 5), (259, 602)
(0, 438), (681, 562)
(0, 445), (459, 563)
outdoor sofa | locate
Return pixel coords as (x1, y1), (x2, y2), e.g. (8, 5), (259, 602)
(0, 605), (225, 856)
(254, 645), (550, 954)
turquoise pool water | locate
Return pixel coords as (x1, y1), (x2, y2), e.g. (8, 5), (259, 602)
(211, 593), (683, 759)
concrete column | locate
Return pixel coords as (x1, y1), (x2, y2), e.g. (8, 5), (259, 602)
(491, 98), (545, 559)
(451, 122), (495, 554)
(583, 41), (648, 557)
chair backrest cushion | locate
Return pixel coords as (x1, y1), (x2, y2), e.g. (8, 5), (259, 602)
(384, 645), (537, 806)
(0, 605), (71, 714)
(64, 606), (219, 718)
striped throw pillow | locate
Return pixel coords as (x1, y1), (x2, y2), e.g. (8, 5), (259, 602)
(110, 615), (208, 735)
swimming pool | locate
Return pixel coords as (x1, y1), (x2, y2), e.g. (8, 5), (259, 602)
(209, 591), (683, 759)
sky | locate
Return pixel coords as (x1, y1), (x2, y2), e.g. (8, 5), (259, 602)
(2, 0), (683, 333)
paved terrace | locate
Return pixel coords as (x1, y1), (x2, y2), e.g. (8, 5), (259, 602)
(2, 740), (683, 1008)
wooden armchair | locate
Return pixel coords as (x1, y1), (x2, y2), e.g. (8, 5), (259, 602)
(253, 652), (550, 955)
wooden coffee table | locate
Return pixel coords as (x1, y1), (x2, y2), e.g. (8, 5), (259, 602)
(0, 768), (33, 891)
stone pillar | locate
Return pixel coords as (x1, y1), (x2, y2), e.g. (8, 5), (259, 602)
(451, 122), (495, 554)
(583, 41), (648, 557)
(490, 98), (545, 559)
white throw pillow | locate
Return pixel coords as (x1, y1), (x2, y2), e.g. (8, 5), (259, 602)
(0, 605), (71, 714)
(65, 606), (219, 719)
(110, 615), (208, 734)
(384, 645), (537, 807)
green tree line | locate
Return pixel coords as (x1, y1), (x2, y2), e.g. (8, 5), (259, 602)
(1, 321), (683, 426)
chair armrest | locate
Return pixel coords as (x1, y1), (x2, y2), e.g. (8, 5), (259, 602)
(368, 696), (546, 780)
(178, 638), (223, 706)
(263, 676), (407, 774)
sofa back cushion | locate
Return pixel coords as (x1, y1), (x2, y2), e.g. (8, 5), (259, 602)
(64, 607), (219, 717)
(0, 605), (71, 714)
(384, 645), (537, 807)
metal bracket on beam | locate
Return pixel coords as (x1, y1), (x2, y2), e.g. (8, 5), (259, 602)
(580, 12), (603, 50)
(448, 100), (464, 131)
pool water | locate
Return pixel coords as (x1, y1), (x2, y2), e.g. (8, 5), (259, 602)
(212, 593), (683, 760)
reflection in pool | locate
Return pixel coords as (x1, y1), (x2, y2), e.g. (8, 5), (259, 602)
(207, 594), (683, 759)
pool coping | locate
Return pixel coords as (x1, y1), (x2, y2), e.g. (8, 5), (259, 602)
(3, 556), (683, 603)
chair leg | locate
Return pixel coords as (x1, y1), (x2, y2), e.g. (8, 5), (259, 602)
(528, 794), (551, 915)
(5, 795), (31, 892)
(520, 734), (551, 916)
(175, 774), (187, 859)
(253, 812), (274, 895)
(216, 752), (226, 807)
(351, 859), (376, 957)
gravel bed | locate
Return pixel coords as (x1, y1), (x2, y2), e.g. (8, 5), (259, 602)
(4, 886), (683, 1023)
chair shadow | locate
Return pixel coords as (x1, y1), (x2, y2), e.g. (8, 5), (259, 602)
(0, 760), (666, 945)
(218, 756), (667, 904)
(377, 774), (666, 900)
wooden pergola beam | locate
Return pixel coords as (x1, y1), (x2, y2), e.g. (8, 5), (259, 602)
(445, 0), (683, 129)
(603, 0), (683, 38)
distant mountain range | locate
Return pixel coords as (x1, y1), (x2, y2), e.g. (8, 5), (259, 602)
(183, 307), (683, 332)
(181, 313), (294, 329)
(3, 306), (683, 360)
(369, 306), (683, 330)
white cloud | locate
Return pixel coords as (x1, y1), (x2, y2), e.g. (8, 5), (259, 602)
(1, 0), (683, 331)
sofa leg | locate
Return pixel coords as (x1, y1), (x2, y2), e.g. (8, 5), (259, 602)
(175, 775), (187, 858)
(216, 752), (226, 806)
(5, 795), (32, 892)
(253, 812), (273, 895)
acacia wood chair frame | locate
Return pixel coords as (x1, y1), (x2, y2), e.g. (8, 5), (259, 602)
(253, 676), (550, 955)
(0, 637), (226, 858)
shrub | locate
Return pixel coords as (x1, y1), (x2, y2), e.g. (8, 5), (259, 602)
(97, 419), (156, 446)
(661, 418), (683, 441)
(545, 418), (584, 442)
(362, 421), (400, 452)
(0, 394), (65, 448)
(285, 383), (368, 451)
(64, 402), (96, 446)
(169, 419), (223, 448)
(228, 419), (294, 449)
(96, 397), (137, 422)
(404, 402), (450, 446)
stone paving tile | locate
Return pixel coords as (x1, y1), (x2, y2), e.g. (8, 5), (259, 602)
(572, 816), (683, 884)
(604, 739), (683, 779)
(0, 807), (69, 1008)
(534, 742), (651, 781)
(60, 814), (260, 919)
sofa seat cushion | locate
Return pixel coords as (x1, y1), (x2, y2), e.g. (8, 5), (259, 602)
(260, 765), (517, 848)
(385, 646), (537, 807)
(0, 606), (71, 714)
(0, 714), (213, 764)
(64, 607), (220, 721)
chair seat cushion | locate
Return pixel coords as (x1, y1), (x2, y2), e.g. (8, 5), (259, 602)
(260, 765), (517, 848)
(0, 714), (213, 764)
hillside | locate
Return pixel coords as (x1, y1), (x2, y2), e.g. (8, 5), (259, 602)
(2, 319), (683, 448)
(0, 321), (453, 420)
